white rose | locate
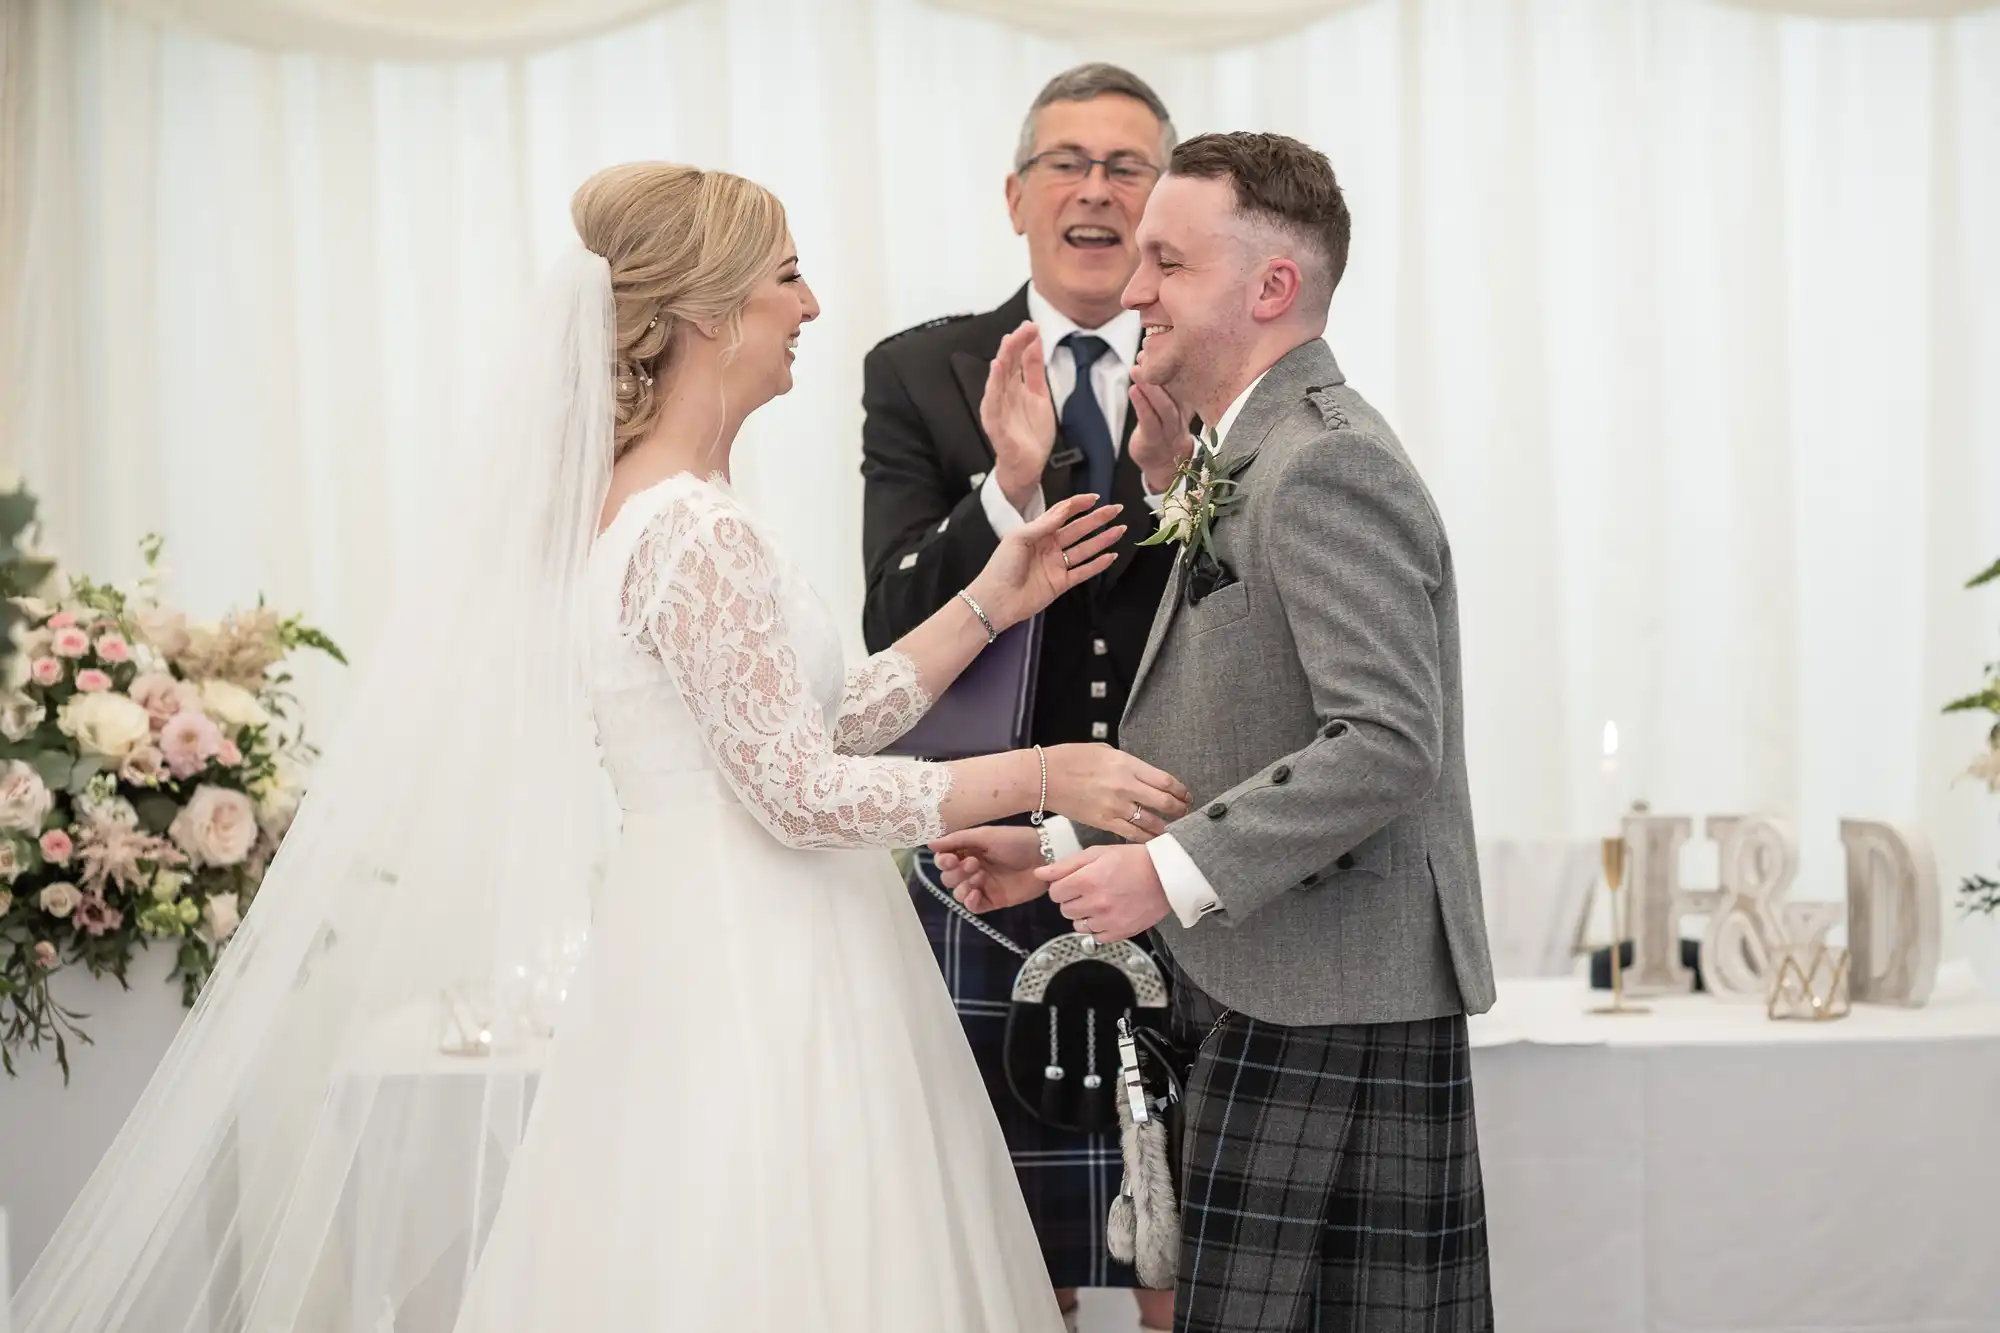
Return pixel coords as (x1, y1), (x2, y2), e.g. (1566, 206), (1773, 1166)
(0, 840), (25, 883)
(56, 691), (153, 761)
(1157, 490), (1195, 544)
(0, 760), (53, 833)
(169, 785), (258, 868)
(0, 691), (45, 741)
(198, 680), (270, 734)
(151, 869), (190, 903)
(202, 890), (242, 943)
(39, 880), (80, 918)
(255, 764), (303, 838)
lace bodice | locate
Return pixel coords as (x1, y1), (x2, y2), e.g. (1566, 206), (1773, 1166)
(588, 474), (950, 849)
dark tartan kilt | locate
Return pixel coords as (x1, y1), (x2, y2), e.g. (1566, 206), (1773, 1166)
(906, 849), (1139, 1290)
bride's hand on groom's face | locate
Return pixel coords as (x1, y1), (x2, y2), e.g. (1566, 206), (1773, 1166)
(969, 493), (1125, 629)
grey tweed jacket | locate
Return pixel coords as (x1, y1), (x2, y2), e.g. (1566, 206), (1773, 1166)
(1086, 338), (1495, 1027)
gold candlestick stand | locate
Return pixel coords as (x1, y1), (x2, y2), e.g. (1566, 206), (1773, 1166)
(1590, 834), (1649, 1016)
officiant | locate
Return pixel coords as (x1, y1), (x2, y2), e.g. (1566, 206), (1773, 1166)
(859, 63), (1188, 1333)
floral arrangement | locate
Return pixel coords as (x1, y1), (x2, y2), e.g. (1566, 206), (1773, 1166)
(0, 534), (343, 1076)
(1138, 427), (1249, 562)
(1945, 556), (2000, 915)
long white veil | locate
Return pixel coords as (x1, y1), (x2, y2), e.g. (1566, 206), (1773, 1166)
(10, 247), (619, 1332)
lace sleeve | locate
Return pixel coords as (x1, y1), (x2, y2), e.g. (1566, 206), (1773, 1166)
(831, 651), (931, 757)
(620, 490), (952, 850)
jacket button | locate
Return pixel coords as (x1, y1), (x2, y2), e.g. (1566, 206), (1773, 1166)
(1206, 802), (1228, 820)
(1322, 720), (1348, 740)
(1302, 872), (1319, 886)
(1271, 765), (1292, 785)
(1336, 853), (1356, 870)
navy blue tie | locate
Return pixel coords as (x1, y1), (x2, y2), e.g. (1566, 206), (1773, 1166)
(1060, 334), (1117, 502)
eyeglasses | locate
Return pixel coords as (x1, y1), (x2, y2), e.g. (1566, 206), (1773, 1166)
(1020, 150), (1160, 189)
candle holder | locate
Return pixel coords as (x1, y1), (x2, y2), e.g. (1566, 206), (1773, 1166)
(437, 984), (522, 1057)
(1767, 943), (1852, 1022)
(1590, 835), (1650, 1016)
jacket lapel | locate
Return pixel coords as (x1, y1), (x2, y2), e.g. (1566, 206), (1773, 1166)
(1123, 339), (1344, 707)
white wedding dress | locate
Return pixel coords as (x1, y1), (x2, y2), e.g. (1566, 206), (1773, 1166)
(451, 472), (1064, 1332)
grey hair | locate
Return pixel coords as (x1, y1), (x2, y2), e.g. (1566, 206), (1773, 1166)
(1013, 63), (1176, 172)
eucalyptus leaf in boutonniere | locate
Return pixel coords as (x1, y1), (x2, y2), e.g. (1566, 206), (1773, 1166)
(1138, 427), (1251, 564)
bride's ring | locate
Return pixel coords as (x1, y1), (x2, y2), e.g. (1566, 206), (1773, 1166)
(1060, 550), (1070, 570)
(1077, 918), (1092, 935)
(1127, 807), (1146, 827)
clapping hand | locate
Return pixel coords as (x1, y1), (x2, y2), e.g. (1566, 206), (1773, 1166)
(980, 323), (1057, 512)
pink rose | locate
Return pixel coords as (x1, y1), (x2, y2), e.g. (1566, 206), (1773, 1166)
(46, 612), (76, 630)
(130, 673), (202, 732)
(217, 738), (243, 767)
(32, 940), (56, 969)
(74, 669), (113, 693)
(31, 658), (63, 687)
(160, 710), (225, 778)
(169, 786), (258, 867)
(95, 634), (131, 663)
(51, 627), (90, 658)
(39, 829), (73, 865)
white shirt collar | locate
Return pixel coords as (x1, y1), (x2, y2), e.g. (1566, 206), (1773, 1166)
(1210, 369), (1272, 452)
(1026, 283), (1143, 372)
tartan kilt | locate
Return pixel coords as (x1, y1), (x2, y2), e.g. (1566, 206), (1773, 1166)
(1169, 966), (1494, 1332)
(906, 849), (1139, 1290)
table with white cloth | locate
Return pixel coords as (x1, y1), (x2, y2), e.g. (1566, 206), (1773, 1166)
(1468, 963), (2000, 1333)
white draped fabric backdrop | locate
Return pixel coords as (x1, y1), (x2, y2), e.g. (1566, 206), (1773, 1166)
(4, 0), (1999, 965)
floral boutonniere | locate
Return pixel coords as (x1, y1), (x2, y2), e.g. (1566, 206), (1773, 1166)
(1138, 428), (1251, 562)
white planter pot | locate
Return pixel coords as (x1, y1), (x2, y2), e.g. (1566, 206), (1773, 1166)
(0, 945), (189, 1295)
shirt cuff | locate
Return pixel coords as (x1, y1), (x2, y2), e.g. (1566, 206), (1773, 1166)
(1141, 487), (1166, 513)
(979, 471), (1045, 537)
(1146, 834), (1222, 928)
(1042, 816), (1082, 861)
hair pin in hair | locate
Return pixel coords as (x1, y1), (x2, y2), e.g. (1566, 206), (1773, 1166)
(647, 315), (660, 332)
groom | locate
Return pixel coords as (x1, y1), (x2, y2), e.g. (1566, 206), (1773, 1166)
(937, 132), (1497, 1332)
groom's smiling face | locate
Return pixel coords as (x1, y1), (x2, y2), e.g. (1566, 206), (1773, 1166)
(1123, 174), (1252, 406)
(1005, 94), (1165, 326)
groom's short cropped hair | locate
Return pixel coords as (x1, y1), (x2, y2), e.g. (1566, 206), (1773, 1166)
(1170, 132), (1351, 310)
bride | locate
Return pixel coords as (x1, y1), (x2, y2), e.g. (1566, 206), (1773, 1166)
(10, 162), (1189, 1333)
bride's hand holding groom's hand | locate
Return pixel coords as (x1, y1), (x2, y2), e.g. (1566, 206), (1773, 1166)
(965, 492), (1125, 630)
(933, 826), (1045, 913)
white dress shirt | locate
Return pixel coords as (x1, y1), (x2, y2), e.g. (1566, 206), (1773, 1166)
(979, 286), (1144, 536)
(1043, 365), (1276, 928)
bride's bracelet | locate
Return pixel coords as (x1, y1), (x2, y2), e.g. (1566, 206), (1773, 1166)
(1030, 744), (1057, 866)
(1029, 743), (1048, 826)
(956, 589), (998, 645)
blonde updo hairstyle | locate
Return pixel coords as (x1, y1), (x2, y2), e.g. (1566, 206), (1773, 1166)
(570, 163), (790, 458)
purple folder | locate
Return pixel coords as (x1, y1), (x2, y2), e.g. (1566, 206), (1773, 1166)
(883, 615), (1043, 760)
